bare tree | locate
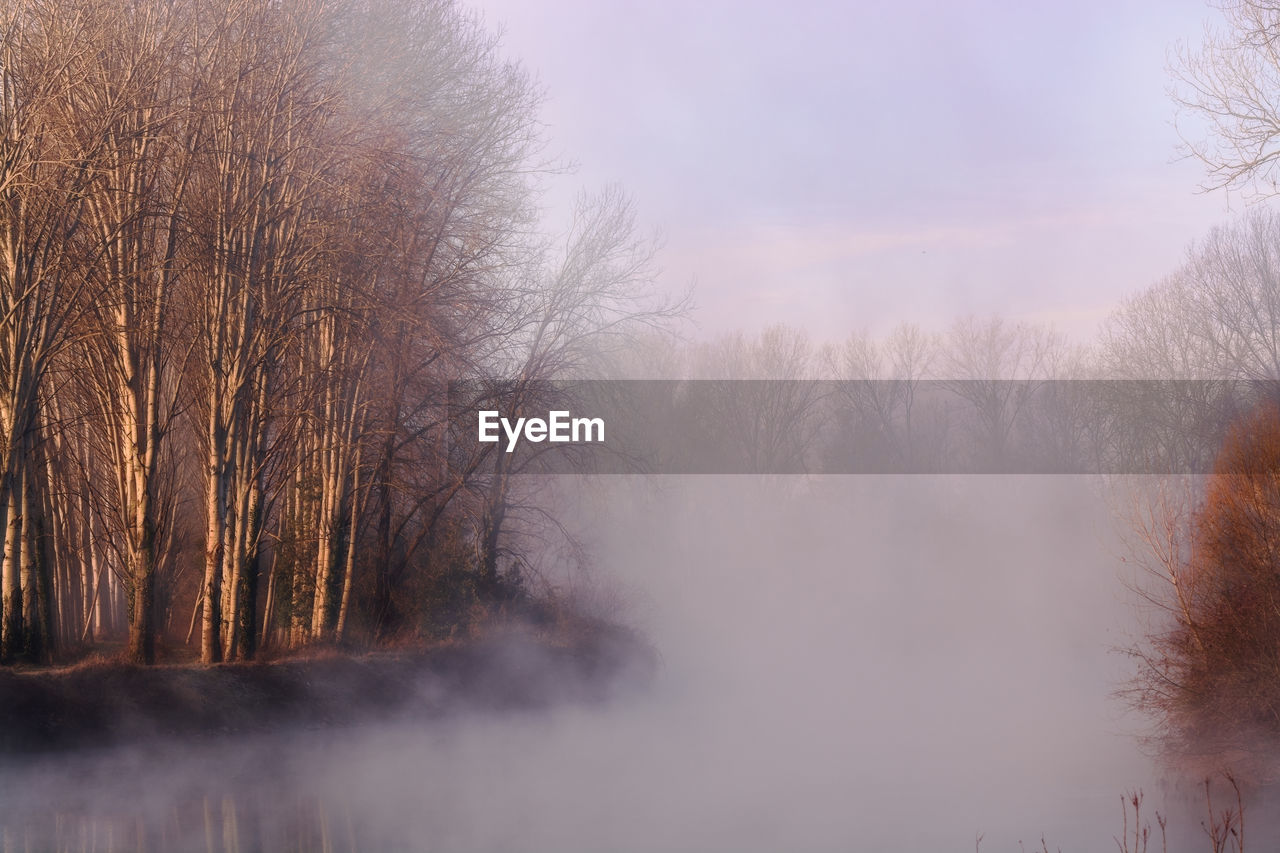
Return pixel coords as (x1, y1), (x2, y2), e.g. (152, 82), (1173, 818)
(318, 0), (544, 643)
(1173, 0), (1280, 196)
(1100, 274), (1220, 380)
(464, 187), (674, 598)
(1183, 209), (1280, 381)
(681, 325), (824, 474)
(939, 316), (1065, 471)
(0, 1), (106, 661)
(178, 0), (351, 662)
(822, 323), (942, 472)
(1099, 213), (1280, 473)
(49, 0), (199, 664)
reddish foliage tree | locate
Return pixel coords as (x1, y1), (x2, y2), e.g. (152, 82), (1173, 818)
(1133, 400), (1280, 774)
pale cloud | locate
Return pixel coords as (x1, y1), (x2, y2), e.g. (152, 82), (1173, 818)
(657, 189), (1231, 343)
(479, 0), (1235, 344)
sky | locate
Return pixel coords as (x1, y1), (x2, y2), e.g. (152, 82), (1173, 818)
(471, 0), (1239, 343)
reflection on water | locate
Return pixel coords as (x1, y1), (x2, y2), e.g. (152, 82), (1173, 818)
(0, 733), (366, 853)
(3, 796), (355, 853)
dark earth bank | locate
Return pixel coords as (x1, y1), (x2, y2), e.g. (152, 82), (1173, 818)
(0, 623), (655, 756)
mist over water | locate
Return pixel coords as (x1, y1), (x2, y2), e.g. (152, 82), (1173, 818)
(566, 476), (1156, 850)
(1, 0), (1273, 847)
(3, 474), (1238, 851)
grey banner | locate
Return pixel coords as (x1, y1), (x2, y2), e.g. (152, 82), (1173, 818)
(443, 380), (1280, 474)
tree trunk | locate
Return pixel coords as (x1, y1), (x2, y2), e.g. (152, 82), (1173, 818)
(201, 421), (225, 663)
(127, 512), (156, 664)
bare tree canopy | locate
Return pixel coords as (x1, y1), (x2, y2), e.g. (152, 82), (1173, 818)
(1173, 0), (1280, 196)
(0, 0), (677, 666)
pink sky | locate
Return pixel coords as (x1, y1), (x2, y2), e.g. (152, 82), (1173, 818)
(473, 0), (1238, 342)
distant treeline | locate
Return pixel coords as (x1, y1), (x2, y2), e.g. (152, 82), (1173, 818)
(529, 230), (1280, 476)
(0, 0), (671, 666)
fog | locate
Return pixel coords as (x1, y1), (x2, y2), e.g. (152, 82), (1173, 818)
(2, 474), (1242, 851)
(3, 0), (1278, 848)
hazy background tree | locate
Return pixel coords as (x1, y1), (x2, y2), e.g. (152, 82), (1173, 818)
(820, 323), (946, 473)
(462, 186), (672, 601)
(320, 0), (544, 644)
(938, 316), (1066, 471)
(682, 325), (824, 474)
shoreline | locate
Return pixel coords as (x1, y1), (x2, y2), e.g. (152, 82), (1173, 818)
(0, 623), (655, 757)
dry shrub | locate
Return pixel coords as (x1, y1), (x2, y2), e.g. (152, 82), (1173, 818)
(1130, 400), (1280, 778)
